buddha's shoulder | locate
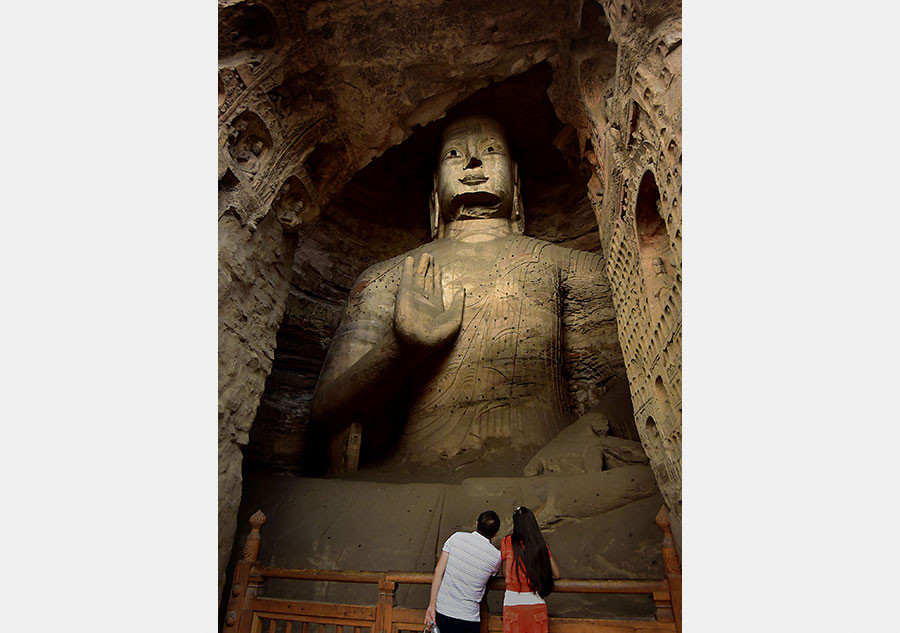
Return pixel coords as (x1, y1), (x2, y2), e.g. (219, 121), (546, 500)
(501, 235), (604, 273)
(502, 235), (571, 259)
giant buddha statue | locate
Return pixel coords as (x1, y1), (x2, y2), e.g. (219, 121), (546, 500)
(310, 116), (618, 475)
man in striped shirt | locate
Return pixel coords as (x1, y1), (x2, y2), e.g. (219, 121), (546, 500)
(425, 510), (502, 633)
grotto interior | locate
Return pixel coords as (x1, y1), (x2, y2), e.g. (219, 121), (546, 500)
(219, 0), (682, 625)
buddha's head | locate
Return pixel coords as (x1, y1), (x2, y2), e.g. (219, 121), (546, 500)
(430, 115), (523, 238)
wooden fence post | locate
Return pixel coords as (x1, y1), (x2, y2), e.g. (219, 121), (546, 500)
(655, 505), (682, 633)
(375, 577), (397, 633)
(223, 510), (267, 633)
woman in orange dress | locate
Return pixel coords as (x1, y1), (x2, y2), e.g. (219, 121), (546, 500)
(500, 507), (561, 633)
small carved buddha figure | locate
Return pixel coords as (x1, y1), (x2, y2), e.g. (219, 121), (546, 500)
(310, 116), (606, 474)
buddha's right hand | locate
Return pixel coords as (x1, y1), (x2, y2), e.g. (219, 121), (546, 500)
(394, 253), (465, 350)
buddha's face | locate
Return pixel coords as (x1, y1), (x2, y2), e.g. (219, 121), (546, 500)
(436, 116), (514, 222)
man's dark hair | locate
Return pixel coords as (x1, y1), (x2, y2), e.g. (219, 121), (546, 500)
(476, 510), (500, 538)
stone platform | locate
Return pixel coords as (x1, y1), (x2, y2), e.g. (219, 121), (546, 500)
(234, 467), (665, 619)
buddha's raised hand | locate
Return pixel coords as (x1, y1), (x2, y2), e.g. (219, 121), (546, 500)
(393, 253), (465, 350)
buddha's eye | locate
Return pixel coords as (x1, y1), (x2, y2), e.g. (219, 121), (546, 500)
(444, 148), (461, 159)
(483, 145), (500, 154)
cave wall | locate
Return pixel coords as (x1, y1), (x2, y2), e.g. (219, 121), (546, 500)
(565, 0), (683, 534)
(218, 0), (681, 597)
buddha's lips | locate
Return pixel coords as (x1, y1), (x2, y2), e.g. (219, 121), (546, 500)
(459, 175), (488, 185)
(450, 191), (502, 210)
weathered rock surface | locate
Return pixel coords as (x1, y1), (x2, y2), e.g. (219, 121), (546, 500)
(219, 210), (297, 590)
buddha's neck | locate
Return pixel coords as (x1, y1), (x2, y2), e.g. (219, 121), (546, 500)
(444, 218), (512, 243)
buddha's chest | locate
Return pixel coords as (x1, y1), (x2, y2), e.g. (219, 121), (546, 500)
(432, 240), (562, 315)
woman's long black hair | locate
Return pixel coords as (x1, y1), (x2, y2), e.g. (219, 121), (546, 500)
(510, 506), (554, 598)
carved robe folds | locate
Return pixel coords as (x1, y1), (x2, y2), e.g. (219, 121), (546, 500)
(321, 234), (604, 465)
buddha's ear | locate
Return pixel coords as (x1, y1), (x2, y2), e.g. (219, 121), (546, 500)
(510, 161), (525, 234)
(429, 170), (444, 239)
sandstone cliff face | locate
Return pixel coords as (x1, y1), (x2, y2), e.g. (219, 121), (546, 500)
(575, 0), (683, 536)
(218, 0), (682, 597)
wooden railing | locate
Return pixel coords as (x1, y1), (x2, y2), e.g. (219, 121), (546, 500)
(223, 506), (682, 633)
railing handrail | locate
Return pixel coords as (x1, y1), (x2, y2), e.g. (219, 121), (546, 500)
(252, 565), (667, 595)
(252, 566), (385, 583)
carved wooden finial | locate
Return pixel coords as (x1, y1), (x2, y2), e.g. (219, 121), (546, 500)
(241, 509), (267, 562)
(249, 509), (267, 529)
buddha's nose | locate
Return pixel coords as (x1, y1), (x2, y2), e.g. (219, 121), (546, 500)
(464, 155), (483, 170)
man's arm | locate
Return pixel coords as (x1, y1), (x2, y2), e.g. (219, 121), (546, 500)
(425, 550), (450, 626)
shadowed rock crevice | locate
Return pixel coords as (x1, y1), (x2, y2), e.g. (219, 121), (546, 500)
(219, 2), (279, 65)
